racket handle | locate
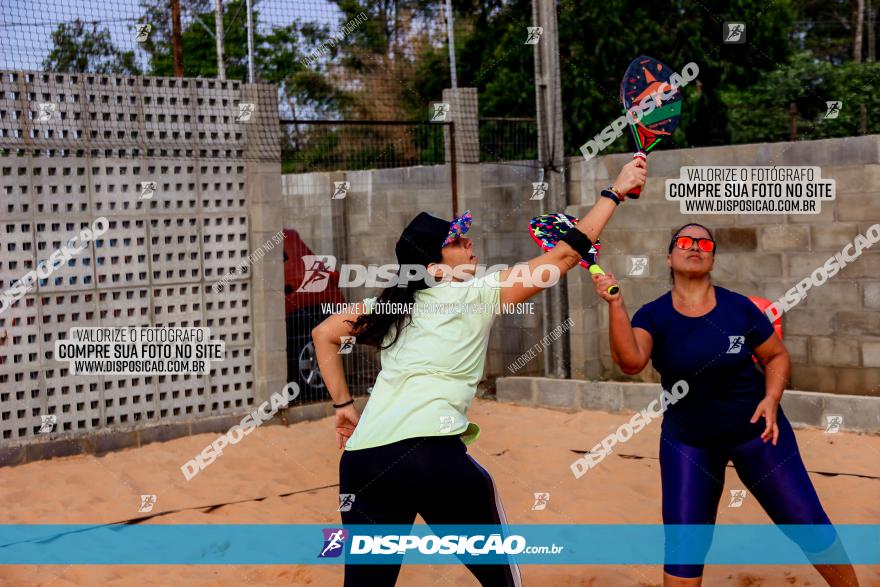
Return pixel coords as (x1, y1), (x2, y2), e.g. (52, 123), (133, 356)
(588, 265), (620, 295)
(626, 152), (647, 199)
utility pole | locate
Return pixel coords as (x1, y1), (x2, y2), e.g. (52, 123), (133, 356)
(533, 0), (569, 379)
(854, 0), (865, 63)
(245, 0), (256, 82)
(171, 0), (184, 76)
(214, 0), (226, 80)
(444, 0), (458, 88)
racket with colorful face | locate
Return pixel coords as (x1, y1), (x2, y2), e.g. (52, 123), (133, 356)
(620, 55), (682, 199)
(529, 213), (619, 295)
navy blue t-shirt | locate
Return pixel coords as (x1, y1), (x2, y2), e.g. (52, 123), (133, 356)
(631, 286), (779, 447)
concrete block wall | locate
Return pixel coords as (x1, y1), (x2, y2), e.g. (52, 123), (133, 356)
(566, 135), (880, 396)
(282, 135), (878, 396)
(281, 159), (550, 379)
(0, 71), (283, 452)
(497, 377), (880, 433)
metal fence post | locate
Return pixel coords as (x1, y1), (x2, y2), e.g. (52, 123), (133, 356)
(533, 0), (570, 379)
(215, 0), (226, 80)
(245, 0), (256, 83)
(450, 122), (459, 216)
(171, 0), (184, 76)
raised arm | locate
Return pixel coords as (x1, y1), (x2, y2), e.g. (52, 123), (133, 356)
(591, 275), (653, 374)
(499, 158), (647, 307)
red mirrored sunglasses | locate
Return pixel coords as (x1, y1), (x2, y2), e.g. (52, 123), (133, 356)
(672, 236), (716, 253)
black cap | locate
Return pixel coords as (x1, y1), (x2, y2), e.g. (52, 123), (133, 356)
(395, 212), (450, 266)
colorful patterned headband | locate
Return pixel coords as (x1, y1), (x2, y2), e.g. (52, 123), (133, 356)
(442, 210), (473, 247)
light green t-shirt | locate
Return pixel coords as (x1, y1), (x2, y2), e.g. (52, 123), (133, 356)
(344, 271), (502, 451)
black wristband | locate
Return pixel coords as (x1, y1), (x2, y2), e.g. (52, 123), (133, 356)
(600, 188), (622, 206)
(559, 227), (595, 260)
(332, 398), (355, 409)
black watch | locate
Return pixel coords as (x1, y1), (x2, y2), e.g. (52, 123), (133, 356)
(600, 187), (622, 206)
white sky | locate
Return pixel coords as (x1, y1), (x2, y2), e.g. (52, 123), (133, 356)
(0, 0), (343, 73)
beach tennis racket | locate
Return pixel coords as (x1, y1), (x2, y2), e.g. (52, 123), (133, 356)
(529, 213), (619, 295)
(620, 55), (683, 199)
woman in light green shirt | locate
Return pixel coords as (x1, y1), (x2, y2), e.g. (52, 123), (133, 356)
(312, 158), (647, 586)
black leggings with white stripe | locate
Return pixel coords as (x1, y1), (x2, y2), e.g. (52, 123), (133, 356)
(338, 435), (522, 587)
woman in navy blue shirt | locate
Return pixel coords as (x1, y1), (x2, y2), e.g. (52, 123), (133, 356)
(592, 223), (859, 587)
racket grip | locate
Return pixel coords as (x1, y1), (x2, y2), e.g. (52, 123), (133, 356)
(626, 152), (647, 199)
(588, 265), (620, 295)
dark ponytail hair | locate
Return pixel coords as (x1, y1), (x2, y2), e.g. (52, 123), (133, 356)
(347, 259), (442, 350)
(668, 223), (715, 282)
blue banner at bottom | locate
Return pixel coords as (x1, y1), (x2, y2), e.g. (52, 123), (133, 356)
(0, 524), (876, 565)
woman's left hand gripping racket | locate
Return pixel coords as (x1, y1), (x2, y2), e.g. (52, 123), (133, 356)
(529, 213), (619, 295)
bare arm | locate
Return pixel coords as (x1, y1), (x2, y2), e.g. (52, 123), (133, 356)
(499, 158), (647, 307)
(592, 275), (653, 374)
(311, 305), (368, 405)
(750, 333), (790, 445)
(311, 304), (369, 448)
(753, 334), (790, 402)
(498, 224), (594, 307)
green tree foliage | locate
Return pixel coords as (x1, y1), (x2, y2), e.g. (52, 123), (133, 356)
(139, 0), (248, 78)
(410, 0), (799, 154)
(557, 0), (797, 154)
(42, 19), (140, 74)
(39, 0), (879, 163)
(723, 54), (880, 142)
(794, 0), (862, 63)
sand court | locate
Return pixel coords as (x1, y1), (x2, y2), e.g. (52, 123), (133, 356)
(1, 399), (878, 586)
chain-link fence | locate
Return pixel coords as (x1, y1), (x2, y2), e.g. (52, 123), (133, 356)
(1, 0), (539, 154)
(280, 120), (451, 174)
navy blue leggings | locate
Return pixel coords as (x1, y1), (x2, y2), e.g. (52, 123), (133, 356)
(339, 436), (522, 587)
(660, 415), (833, 578)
